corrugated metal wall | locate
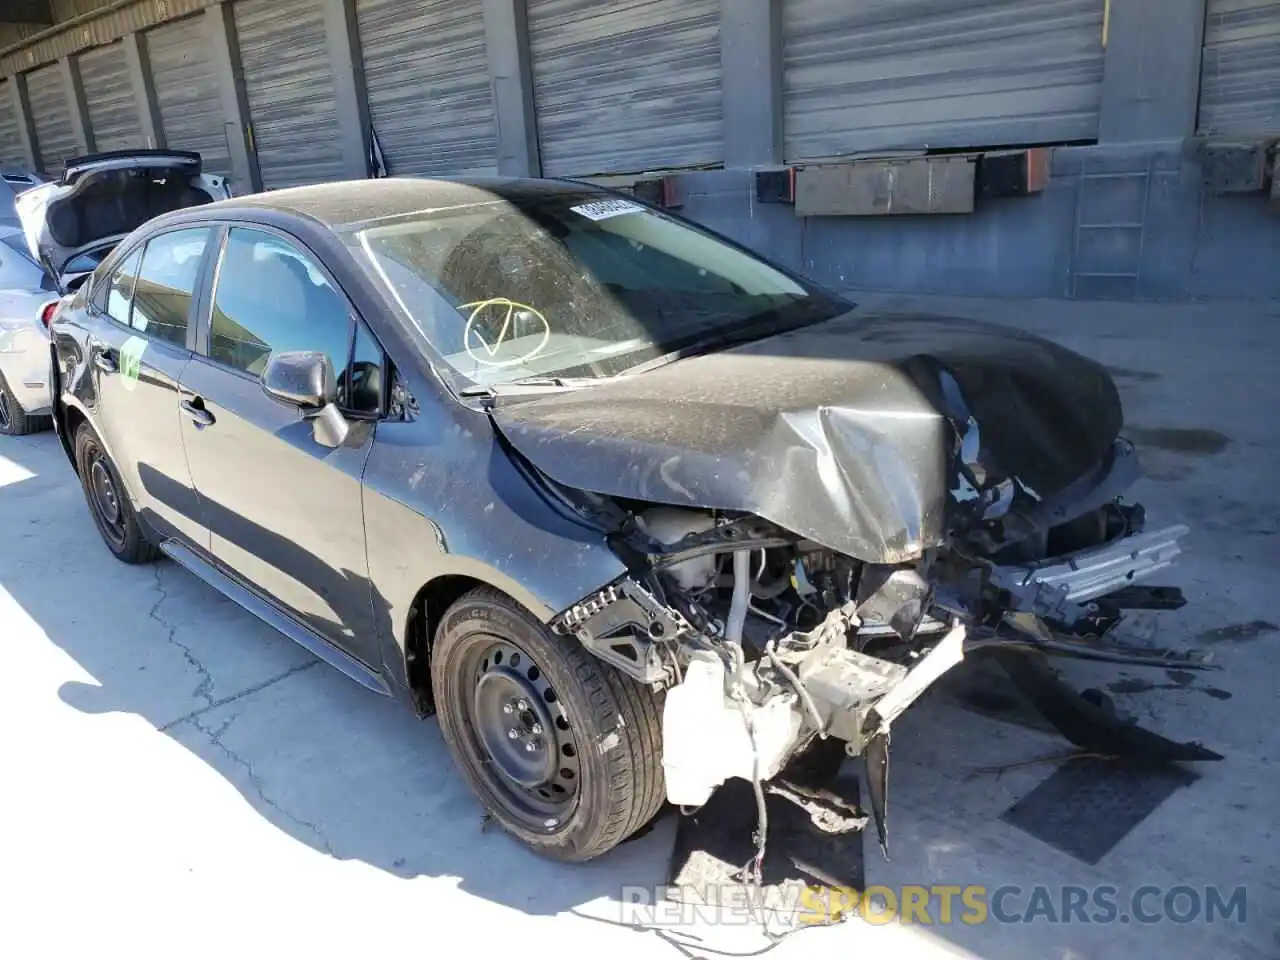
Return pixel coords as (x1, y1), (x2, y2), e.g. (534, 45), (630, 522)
(26, 64), (78, 174)
(527, 0), (722, 176)
(53, 0), (117, 19)
(1199, 0), (1280, 134)
(79, 41), (145, 153)
(2, 0), (221, 79)
(0, 23), (45, 48)
(146, 15), (229, 176)
(0, 80), (26, 168)
(234, 0), (345, 190)
(782, 0), (1107, 161)
(355, 0), (497, 176)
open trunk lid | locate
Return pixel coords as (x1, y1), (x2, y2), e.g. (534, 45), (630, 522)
(14, 150), (230, 288)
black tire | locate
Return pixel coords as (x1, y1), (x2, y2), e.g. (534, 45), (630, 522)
(74, 422), (160, 564)
(0, 370), (51, 437)
(432, 586), (665, 861)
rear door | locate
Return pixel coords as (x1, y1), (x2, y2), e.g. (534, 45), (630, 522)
(83, 226), (214, 546)
(179, 225), (385, 666)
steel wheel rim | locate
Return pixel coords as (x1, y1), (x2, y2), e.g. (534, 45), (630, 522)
(0, 389), (11, 431)
(87, 446), (126, 546)
(464, 637), (580, 828)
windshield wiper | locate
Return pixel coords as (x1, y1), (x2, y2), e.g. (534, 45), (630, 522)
(507, 376), (574, 388)
(458, 375), (599, 399)
(623, 299), (836, 377)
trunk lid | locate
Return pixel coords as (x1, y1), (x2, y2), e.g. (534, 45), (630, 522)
(14, 150), (231, 288)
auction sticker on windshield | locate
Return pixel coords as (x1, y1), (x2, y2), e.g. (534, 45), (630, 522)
(570, 199), (644, 221)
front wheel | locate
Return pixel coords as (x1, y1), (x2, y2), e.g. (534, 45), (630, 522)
(74, 422), (159, 564)
(432, 586), (665, 861)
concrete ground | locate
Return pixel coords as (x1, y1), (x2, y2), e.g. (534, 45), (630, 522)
(1, 295), (1276, 959)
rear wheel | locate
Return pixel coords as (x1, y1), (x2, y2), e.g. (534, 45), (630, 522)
(0, 371), (51, 436)
(74, 422), (159, 564)
(432, 586), (665, 861)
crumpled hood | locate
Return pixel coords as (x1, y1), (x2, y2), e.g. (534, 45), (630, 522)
(491, 311), (1122, 562)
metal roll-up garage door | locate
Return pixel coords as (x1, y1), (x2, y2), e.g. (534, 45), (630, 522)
(1199, 0), (1280, 135)
(147, 16), (231, 178)
(0, 81), (26, 168)
(783, 0), (1106, 162)
(80, 41), (144, 153)
(235, 0), (344, 190)
(527, 0), (722, 177)
(26, 64), (78, 175)
(355, 0), (496, 176)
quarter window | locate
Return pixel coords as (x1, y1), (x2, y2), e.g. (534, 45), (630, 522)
(345, 319), (385, 415)
(131, 228), (211, 348)
(210, 228), (352, 382)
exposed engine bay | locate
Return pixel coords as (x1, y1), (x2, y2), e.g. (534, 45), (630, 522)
(480, 309), (1227, 869)
(546, 437), (1215, 862)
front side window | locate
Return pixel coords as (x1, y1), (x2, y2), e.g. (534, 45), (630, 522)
(99, 246), (143, 327)
(210, 228), (352, 380)
(345, 187), (848, 388)
(131, 228), (211, 348)
(209, 228), (379, 413)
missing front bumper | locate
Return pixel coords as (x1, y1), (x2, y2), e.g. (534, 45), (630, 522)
(660, 618), (969, 809)
(991, 523), (1190, 621)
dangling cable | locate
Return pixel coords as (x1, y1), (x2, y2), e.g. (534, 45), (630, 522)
(729, 683), (768, 889)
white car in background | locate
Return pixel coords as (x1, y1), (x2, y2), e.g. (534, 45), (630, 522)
(0, 222), (62, 435)
(1, 151), (230, 436)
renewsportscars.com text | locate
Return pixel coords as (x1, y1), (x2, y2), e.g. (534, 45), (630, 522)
(618, 883), (1248, 927)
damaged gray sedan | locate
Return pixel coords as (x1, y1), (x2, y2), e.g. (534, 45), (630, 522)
(48, 176), (1215, 864)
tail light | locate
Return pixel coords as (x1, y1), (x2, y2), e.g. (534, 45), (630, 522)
(40, 301), (59, 330)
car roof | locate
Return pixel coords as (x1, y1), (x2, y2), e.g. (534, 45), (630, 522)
(191, 176), (605, 232)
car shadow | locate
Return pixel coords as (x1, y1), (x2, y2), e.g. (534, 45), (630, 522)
(0, 432), (678, 925)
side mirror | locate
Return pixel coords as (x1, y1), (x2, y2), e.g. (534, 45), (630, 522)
(261, 351), (336, 410)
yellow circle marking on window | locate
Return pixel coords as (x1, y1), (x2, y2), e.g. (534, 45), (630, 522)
(459, 298), (551, 368)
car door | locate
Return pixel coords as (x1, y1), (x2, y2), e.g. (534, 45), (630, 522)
(179, 225), (385, 667)
(84, 227), (214, 546)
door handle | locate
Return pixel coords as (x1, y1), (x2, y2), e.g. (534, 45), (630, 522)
(181, 398), (216, 427)
(94, 351), (117, 374)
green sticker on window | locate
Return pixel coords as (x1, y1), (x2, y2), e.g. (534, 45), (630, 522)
(120, 336), (147, 392)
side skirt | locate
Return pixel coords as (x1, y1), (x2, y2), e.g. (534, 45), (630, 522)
(160, 540), (391, 697)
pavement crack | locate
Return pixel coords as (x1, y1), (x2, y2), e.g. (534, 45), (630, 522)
(189, 710), (336, 856)
(158, 659), (322, 732)
(150, 565), (214, 706)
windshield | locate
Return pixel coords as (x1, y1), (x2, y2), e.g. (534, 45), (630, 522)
(344, 188), (848, 387)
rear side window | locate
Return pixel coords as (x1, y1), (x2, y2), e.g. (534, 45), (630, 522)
(131, 228), (211, 348)
(101, 247), (143, 326)
(209, 228), (352, 380)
